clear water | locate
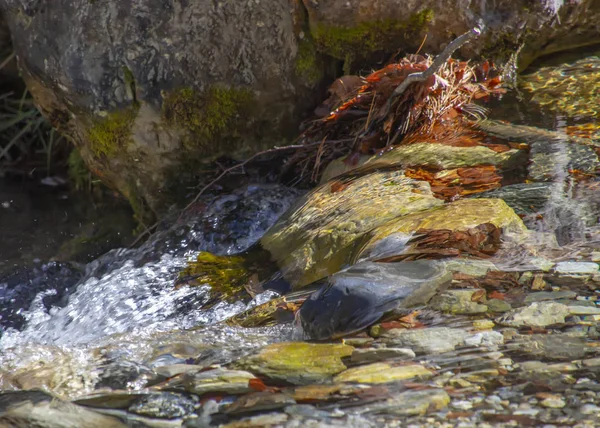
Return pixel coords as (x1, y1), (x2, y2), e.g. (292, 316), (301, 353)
(1, 53), (600, 426)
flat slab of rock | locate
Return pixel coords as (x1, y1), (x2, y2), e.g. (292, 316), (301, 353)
(261, 170), (443, 287)
(333, 362), (432, 384)
(429, 289), (488, 314)
(378, 327), (469, 355)
(233, 342), (353, 385)
(497, 302), (570, 327)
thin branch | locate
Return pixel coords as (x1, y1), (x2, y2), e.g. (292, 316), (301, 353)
(129, 141), (327, 248)
(377, 26), (483, 125)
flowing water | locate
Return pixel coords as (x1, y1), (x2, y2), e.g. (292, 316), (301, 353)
(2, 53), (600, 426)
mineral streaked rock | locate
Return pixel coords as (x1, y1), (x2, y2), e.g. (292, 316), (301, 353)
(232, 342), (354, 385)
(261, 170), (443, 287)
(365, 143), (525, 170)
(378, 327), (469, 354)
(358, 198), (529, 260)
(429, 289), (489, 315)
(334, 362), (432, 384)
(497, 302), (571, 327)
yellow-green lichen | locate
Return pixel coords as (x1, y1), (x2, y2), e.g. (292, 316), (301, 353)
(162, 85), (253, 149)
(295, 37), (324, 85)
(122, 66), (138, 104)
(88, 106), (139, 158)
(178, 251), (252, 300)
(311, 9), (434, 73)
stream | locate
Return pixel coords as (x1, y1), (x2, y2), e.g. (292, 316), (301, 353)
(1, 52), (600, 427)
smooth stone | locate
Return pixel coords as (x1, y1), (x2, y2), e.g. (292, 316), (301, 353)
(365, 142), (525, 170)
(0, 391), (127, 427)
(153, 364), (203, 379)
(299, 260), (451, 340)
(582, 358), (600, 367)
(473, 319), (496, 330)
(487, 299), (512, 313)
(580, 404), (600, 415)
(359, 199), (530, 259)
(540, 397), (566, 409)
(524, 291), (577, 303)
(221, 413), (289, 428)
(464, 331), (504, 347)
(261, 170), (443, 287)
(473, 182), (554, 215)
(568, 305), (600, 315)
(528, 142), (600, 182)
(127, 392), (197, 419)
(373, 389), (450, 416)
(497, 302), (570, 327)
(333, 362), (432, 384)
(379, 327), (468, 354)
(554, 261), (599, 275)
(177, 367), (257, 395)
(225, 392), (296, 415)
(511, 333), (588, 360)
(440, 259), (497, 277)
(428, 289), (488, 314)
(233, 342), (353, 385)
(349, 347), (415, 364)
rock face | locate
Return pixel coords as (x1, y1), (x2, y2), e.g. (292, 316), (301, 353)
(1, 1), (599, 216)
(0, 0), (320, 219)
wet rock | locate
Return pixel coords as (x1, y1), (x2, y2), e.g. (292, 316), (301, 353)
(0, 390), (126, 427)
(153, 364), (204, 379)
(358, 199), (529, 260)
(568, 306), (600, 315)
(428, 289), (488, 314)
(513, 333), (589, 361)
(349, 347), (415, 364)
(220, 412), (289, 428)
(528, 142), (600, 182)
(473, 183), (554, 216)
(372, 389), (450, 416)
(166, 367), (257, 396)
(378, 327), (468, 354)
(365, 142), (525, 170)
(497, 302), (570, 327)
(521, 57), (600, 119)
(233, 342), (353, 385)
(127, 392), (197, 419)
(555, 262), (599, 275)
(524, 291), (577, 303)
(540, 396), (566, 409)
(299, 260), (451, 340)
(464, 331), (504, 347)
(487, 298), (512, 313)
(334, 362), (432, 384)
(440, 259), (498, 277)
(261, 170), (442, 287)
(225, 392), (296, 415)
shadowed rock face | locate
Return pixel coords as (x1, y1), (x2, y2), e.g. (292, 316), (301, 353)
(0, 0), (321, 219)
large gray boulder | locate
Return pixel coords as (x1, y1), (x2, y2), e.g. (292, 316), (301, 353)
(0, 0), (598, 219)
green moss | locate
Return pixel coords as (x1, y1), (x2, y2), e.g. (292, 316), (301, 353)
(88, 106), (139, 158)
(311, 9), (434, 73)
(178, 251), (252, 300)
(162, 85), (253, 149)
(295, 37), (324, 85)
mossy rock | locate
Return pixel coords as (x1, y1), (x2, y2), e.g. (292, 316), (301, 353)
(356, 198), (529, 261)
(178, 251), (253, 301)
(162, 85), (253, 151)
(260, 170), (443, 288)
(232, 342), (354, 385)
(88, 106), (139, 158)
